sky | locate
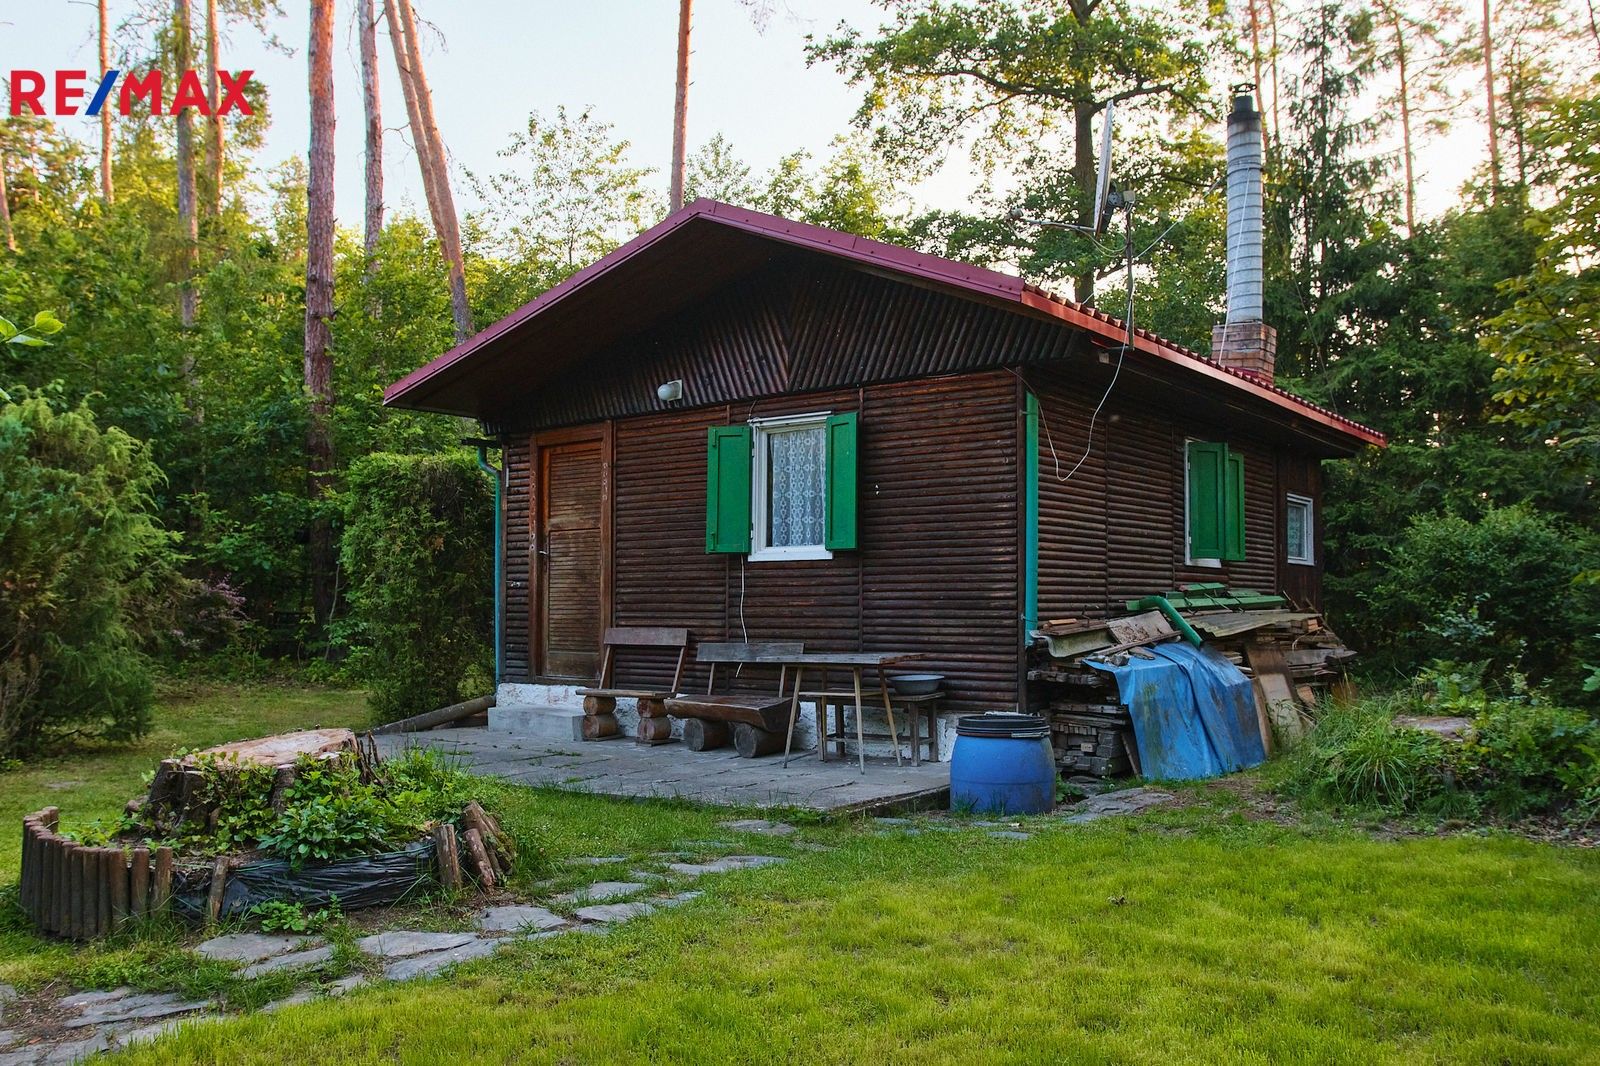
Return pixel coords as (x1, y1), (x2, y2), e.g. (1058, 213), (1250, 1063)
(6, 0), (1485, 230)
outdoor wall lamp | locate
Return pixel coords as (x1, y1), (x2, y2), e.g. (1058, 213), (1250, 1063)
(657, 379), (684, 403)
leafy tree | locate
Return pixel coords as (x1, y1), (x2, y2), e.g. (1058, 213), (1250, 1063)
(809, 0), (1221, 301)
(0, 392), (177, 755)
(1484, 93), (1600, 455)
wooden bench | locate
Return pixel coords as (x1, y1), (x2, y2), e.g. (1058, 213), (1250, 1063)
(576, 626), (690, 743)
(666, 641), (803, 758)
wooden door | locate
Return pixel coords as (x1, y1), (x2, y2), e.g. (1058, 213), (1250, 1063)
(535, 428), (610, 679)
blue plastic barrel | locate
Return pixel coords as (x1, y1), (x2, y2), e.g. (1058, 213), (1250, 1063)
(949, 714), (1057, 815)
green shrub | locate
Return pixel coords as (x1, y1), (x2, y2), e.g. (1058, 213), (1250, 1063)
(1360, 506), (1600, 704)
(1464, 702), (1600, 820)
(1275, 698), (1456, 812)
(337, 452), (493, 724)
(0, 392), (178, 755)
(1275, 693), (1600, 826)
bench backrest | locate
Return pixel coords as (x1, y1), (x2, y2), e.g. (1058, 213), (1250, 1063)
(597, 627), (691, 692)
(697, 641), (804, 696)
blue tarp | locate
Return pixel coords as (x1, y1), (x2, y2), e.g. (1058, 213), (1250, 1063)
(1087, 643), (1265, 780)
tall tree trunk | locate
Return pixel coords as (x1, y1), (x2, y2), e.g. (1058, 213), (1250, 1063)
(99, 0), (114, 205)
(204, 0), (223, 217)
(1481, 0), (1501, 200)
(1072, 101), (1096, 307)
(670, 0), (692, 211)
(1393, 13), (1417, 234)
(392, 0), (471, 342)
(1266, 0), (1282, 151)
(306, 0), (338, 629)
(382, 0), (449, 274)
(360, 0), (384, 268)
(0, 148), (15, 253)
(1248, 0), (1268, 153)
(175, 0), (199, 327)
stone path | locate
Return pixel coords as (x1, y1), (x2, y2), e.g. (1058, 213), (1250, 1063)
(0, 851), (789, 1065)
(1, 789), (1178, 1063)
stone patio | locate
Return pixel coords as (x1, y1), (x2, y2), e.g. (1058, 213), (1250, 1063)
(375, 727), (949, 812)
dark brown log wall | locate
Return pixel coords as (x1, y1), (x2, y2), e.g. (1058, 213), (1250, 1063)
(1277, 451), (1324, 609)
(1030, 365), (1319, 620)
(519, 371), (1021, 711)
(503, 437), (532, 680)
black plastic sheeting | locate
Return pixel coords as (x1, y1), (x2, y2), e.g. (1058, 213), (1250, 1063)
(171, 839), (437, 922)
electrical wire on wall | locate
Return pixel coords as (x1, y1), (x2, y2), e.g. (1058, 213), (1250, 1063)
(1019, 172), (1227, 486)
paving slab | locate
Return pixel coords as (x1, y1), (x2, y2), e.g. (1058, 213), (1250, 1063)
(63, 991), (212, 1029)
(553, 881), (647, 905)
(325, 975), (370, 997)
(239, 945), (334, 979)
(564, 856), (627, 867)
(1059, 788), (1175, 824)
(41, 1032), (110, 1064)
(475, 905), (566, 934)
(666, 855), (786, 877)
(195, 932), (311, 964)
(382, 937), (501, 981)
(573, 901), (656, 924)
(260, 990), (319, 1014)
(719, 818), (798, 836)
(357, 930), (478, 959)
(988, 830), (1032, 841)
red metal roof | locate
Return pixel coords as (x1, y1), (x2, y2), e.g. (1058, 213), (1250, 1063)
(384, 198), (1385, 450)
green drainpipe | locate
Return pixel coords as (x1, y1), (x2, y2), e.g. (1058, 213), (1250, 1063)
(1129, 595), (1204, 647)
(472, 441), (504, 685)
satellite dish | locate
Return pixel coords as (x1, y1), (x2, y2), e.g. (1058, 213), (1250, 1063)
(1091, 100), (1116, 235)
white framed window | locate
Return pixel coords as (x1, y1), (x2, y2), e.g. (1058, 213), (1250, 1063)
(1285, 493), (1315, 565)
(749, 412), (832, 562)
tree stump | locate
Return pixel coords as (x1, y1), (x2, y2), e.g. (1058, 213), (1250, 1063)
(733, 723), (783, 759)
(636, 717), (673, 745)
(581, 694), (619, 740)
(682, 718), (730, 751)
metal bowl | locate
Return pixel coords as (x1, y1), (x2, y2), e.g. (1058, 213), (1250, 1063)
(889, 673), (945, 696)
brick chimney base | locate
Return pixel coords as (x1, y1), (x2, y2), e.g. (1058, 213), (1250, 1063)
(1211, 321), (1277, 384)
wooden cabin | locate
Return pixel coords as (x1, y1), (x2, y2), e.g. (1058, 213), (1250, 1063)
(384, 200), (1384, 737)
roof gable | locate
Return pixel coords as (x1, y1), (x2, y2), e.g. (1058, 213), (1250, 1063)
(384, 199), (1384, 452)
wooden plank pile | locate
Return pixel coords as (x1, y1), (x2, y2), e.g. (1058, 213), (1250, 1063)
(1046, 703), (1139, 778)
(1028, 583), (1360, 776)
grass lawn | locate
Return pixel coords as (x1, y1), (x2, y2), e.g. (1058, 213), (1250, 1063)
(4, 685), (1599, 1063)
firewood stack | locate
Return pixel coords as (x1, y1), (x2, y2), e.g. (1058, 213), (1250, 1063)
(1028, 583), (1360, 777)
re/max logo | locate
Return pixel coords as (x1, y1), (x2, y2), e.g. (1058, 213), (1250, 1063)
(8, 70), (254, 117)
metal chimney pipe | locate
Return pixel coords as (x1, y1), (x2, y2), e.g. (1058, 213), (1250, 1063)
(1224, 90), (1264, 324)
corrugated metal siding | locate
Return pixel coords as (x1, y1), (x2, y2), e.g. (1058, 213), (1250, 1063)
(592, 372), (1020, 710)
(503, 437), (532, 681)
(611, 409), (732, 694)
(497, 258), (1083, 434)
(1278, 452), (1324, 609)
(1031, 367), (1293, 618)
(859, 374), (1019, 709)
(1032, 370), (1109, 623)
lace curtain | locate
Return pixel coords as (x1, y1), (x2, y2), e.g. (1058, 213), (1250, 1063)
(767, 426), (826, 547)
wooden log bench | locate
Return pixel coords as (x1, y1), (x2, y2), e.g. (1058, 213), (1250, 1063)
(575, 626), (690, 742)
(666, 641), (803, 758)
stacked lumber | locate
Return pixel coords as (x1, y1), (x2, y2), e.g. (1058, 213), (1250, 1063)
(1027, 582), (1361, 774)
(1047, 703), (1139, 778)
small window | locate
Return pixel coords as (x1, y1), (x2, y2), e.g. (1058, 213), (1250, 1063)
(751, 414), (831, 561)
(1286, 493), (1314, 565)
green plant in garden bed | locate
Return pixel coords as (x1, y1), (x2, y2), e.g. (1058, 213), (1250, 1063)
(1272, 692), (1600, 825)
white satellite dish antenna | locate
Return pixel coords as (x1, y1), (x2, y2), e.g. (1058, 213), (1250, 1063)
(1090, 100), (1116, 235)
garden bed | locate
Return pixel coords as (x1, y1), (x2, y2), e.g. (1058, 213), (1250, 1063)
(18, 730), (512, 939)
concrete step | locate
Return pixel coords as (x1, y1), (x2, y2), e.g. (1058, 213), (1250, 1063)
(489, 703), (585, 742)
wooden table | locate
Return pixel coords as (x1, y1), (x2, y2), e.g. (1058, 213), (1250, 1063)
(766, 652), (923, 774)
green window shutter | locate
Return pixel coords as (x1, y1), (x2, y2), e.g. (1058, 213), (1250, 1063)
(706, 425), (752, 553)
(824, 412), (858, 550)
(1223, 450), (1246, 561)
(1186, 441), (1227, 560)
